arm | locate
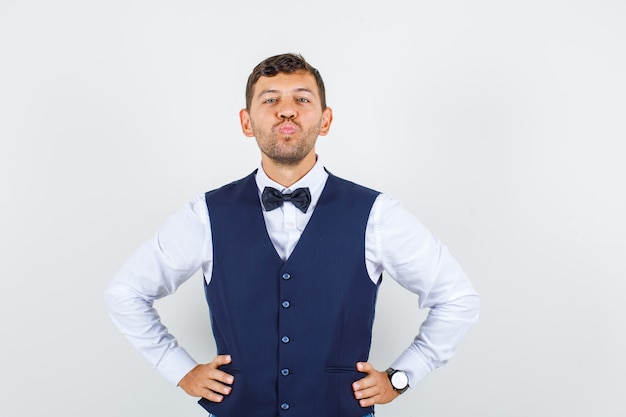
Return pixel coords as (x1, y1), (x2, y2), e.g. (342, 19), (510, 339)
(354, 194), (480, 403)
(103, 194), (211, 386)
(381, 196), (479, 385)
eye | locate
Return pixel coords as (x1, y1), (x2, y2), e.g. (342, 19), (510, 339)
(264, 98), (278, 104)
(296, 97), (310, 103)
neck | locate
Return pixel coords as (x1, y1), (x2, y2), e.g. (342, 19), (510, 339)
(261, 151), (316, 188)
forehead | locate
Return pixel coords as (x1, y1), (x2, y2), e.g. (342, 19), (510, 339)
(253, 71), (320, 97)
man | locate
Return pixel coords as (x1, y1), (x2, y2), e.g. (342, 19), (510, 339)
(105, 53), (479, 417)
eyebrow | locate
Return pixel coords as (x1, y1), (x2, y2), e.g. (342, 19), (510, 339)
(257, 87), (315, 97)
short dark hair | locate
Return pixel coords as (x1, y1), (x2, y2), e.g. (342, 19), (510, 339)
(245, 53), (327, 110)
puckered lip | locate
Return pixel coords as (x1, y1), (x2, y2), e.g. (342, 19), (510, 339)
(277, 122), (298, 135)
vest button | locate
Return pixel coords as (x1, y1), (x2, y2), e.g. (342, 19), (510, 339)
(282, 300), (290, 308)
(282, 273), (291, 280)
(281, 336), (290, 343)
(281, 368), (290, 376)
(281, 403), (290, 410)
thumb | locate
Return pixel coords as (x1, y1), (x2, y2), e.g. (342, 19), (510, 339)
(211, 354), (232, 368)
(356, 361), (374, 374)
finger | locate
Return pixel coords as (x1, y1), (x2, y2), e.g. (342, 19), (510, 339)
(358, 396), (379, 408)
(205, 355), (235, 386)
(354, 384), (380, 400)
(353, 362), (376, 391)
(352, 365), (379, 392)
(207, 368), (235, 386)
(204, 378), (233, 397)
(356, 361), (374, 373)
(210, 354), (232, 368)
(202, 387), (227, 403)
(352, 374), (377, 392)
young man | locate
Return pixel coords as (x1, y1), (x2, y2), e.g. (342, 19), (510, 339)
(105, 53), (479, 417)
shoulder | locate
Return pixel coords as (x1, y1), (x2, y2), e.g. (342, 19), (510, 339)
(205, 171), (256, 197)
(326, 171), (380, 198)
(204, 171), (258, 207)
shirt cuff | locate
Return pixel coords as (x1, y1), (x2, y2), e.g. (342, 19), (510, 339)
(156, 346), (198, 386)
(390, 347), (433, 389)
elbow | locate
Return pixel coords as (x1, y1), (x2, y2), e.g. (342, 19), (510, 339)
(103, 280), (137, 315)
(469, 293), (480, 324)
(458, 290), (480, 325)
(103, 281), (121, 314)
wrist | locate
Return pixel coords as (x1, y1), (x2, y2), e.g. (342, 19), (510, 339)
(385, 367), (409, 394)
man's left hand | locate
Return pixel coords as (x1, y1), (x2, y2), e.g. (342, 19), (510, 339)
(351, 362), (400, 407)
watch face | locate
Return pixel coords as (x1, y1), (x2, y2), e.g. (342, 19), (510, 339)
(391, 371), (409, 389)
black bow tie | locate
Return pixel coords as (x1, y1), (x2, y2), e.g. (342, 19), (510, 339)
(261, 187), (311, 213)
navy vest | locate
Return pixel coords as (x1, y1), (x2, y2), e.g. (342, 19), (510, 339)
(200, 171), (381, 417)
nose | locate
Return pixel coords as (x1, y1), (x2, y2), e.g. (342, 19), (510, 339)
(278, 103), (296, 120)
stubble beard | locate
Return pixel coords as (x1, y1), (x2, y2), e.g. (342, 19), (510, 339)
(254, 122), (321, 167)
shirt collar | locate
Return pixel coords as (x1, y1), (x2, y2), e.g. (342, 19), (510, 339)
(255, 156), (328, 194)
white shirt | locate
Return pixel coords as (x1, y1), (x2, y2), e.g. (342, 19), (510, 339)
(104, 159), (480, 389)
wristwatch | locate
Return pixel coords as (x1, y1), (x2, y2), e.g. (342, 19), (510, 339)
(385, 368), (409, 394)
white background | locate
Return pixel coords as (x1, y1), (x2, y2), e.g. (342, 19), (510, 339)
(1, 1), (625, 416)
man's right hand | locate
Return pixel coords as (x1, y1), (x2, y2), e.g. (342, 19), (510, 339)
(178, 354), (235, 402)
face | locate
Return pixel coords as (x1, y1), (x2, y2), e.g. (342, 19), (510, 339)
(240, 71), (333, 167)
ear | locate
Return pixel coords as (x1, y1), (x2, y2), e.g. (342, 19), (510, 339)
(318, 107), (333, 136)
(239, 108), (255, 137)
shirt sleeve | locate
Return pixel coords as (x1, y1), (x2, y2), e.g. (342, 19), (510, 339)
(104, 193), (212, 386)
(365, 194), (480, 387)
